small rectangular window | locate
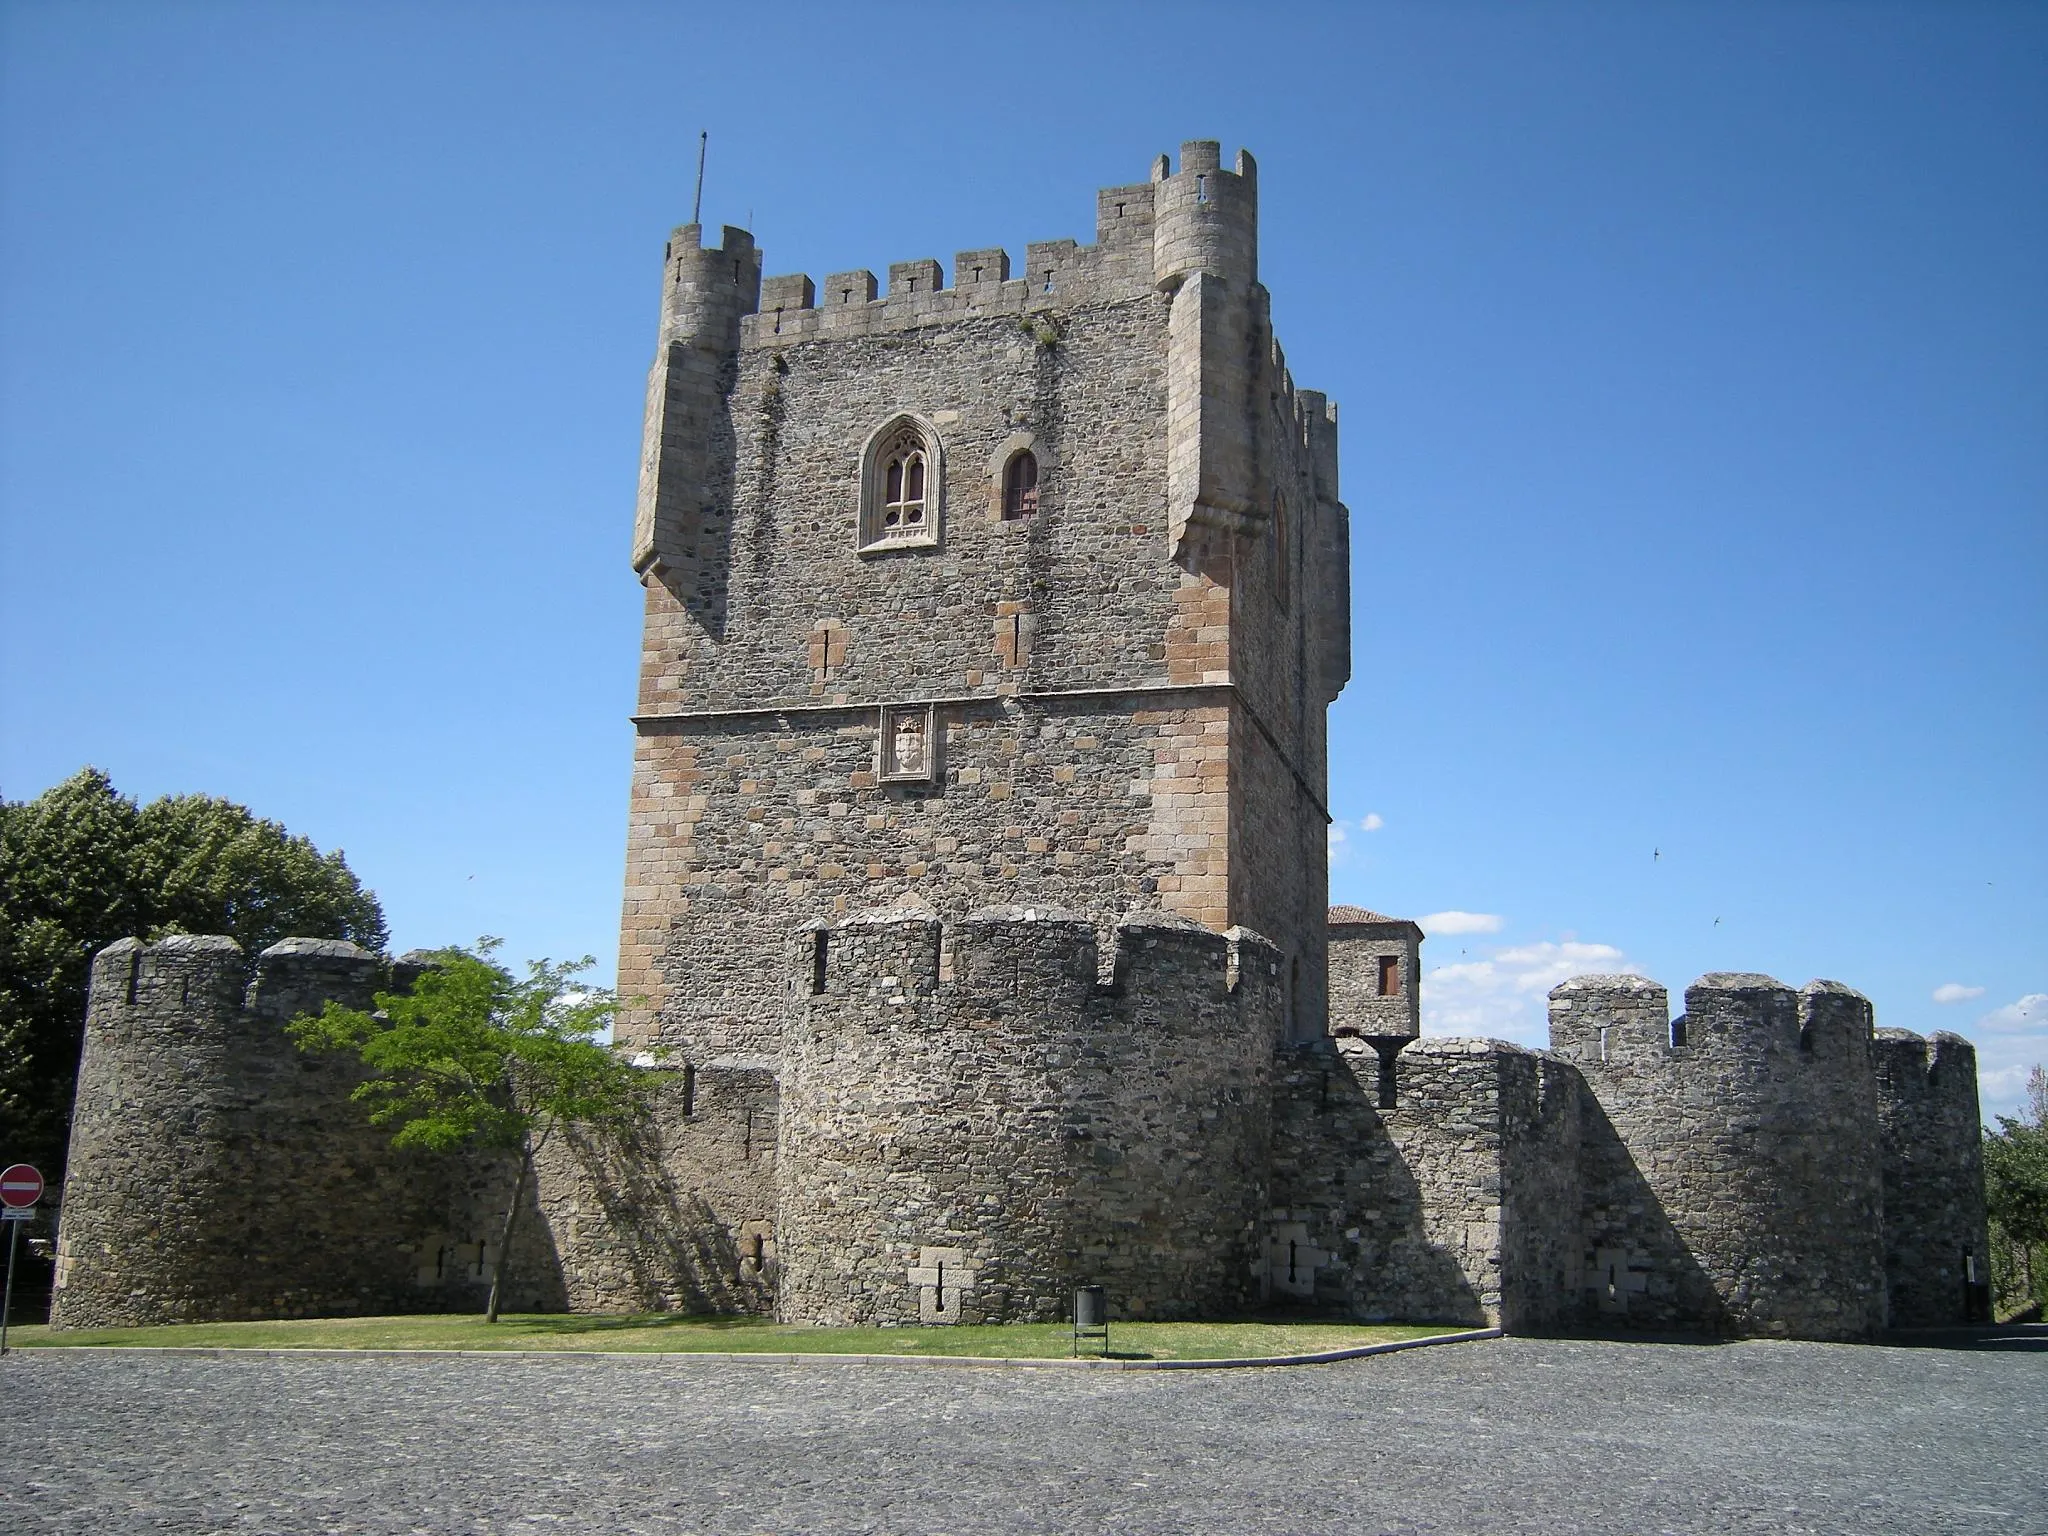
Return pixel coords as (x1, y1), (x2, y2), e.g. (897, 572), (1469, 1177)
(1377, 954), (1400, 997)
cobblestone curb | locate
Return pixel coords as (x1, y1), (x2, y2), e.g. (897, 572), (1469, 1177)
(15, 1324), (1499, 1370)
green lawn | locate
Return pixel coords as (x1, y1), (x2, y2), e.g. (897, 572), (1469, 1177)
(9, 1312), (1468, 1360)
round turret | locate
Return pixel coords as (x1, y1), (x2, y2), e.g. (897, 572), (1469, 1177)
(776, 907), (1283, 1327)
(658, 223), (762, 350)
(1547, 970), (1887, 1339)
(1151, 140), (1259, 291)
(51, 935), (469, 1329)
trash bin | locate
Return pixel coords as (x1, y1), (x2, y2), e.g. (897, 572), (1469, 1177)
(1072, 1284), (1108, 1357)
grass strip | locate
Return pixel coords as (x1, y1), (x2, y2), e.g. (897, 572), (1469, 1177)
(11, 1313), (1459, 1360)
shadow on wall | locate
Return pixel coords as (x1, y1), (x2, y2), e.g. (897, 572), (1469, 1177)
(1573, 1087), (1724, 1335)
(536, 1066), (777, 1317)
(1268, 1040), (1488, 1328)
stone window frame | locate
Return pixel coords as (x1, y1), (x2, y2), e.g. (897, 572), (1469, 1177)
(985, 430), (1056, 524)
(878, 702), (939, 785)
(859, 413), (945, 553)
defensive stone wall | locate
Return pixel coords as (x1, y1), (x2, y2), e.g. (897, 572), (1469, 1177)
(775, 906), (1283, 1325)
(1268, 1036), (1579, 1331)
(535, 1059), (779, 1316)
(1872, 1028), (1992, 1326)
(1548, 973), (1887, 1340)
(51, 936), (551, 1328)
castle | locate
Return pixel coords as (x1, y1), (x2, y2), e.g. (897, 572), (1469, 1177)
(49, 144), (1990, 1339)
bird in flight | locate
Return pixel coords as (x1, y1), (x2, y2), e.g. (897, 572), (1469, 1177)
(1653, 848), (1661, 861)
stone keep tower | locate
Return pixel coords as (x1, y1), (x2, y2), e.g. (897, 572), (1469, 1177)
(618, 142), (1350, 1062)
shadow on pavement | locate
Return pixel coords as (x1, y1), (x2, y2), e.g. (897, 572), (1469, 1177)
(1878, 1323), (2048, 1353)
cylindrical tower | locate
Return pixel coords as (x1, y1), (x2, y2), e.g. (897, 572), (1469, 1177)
(52, 935), (250, 1327)
(1151, 139), (1258, 290)
(51, 936), (482, 1328)
(775, 906), (1284, 1326)
(1549, 971), (1887, 1339)
(1873, 1028), (1991, 1326)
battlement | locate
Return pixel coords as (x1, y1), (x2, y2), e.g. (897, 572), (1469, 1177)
(1151, 140), (1258, 290)
(1547, 970), (1885, 1071)
(1547, 973), (1672, 1064)
(1872, 1027), (1981, 1103)
(736, 141), (1262, 349)
(88, 934), (400, 1030)
(656, 222), (763, 349)
(798, 906), (1279, 1015)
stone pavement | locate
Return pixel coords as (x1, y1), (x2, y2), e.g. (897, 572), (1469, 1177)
(4, 1334), (2042, 1534)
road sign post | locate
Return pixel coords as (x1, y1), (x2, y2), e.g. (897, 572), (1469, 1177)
(0, 1163), (44, 1356)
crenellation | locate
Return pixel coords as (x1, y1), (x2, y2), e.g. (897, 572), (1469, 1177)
(954, 247), (1010, 286)
(54, 140), (1993, 1346)
(822, 269), (877, 307)
(887, 258), (942, 297)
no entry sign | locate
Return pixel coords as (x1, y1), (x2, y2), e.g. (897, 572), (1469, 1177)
(0, 1165), (42, 1209)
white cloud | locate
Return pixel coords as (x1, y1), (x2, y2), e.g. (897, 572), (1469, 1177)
(1418, 910), (1504, 936)
(1360, 812), (1384, 832)
(1421, 940), (1641, 1048)
(1932, 982), (1985, 1004)
(1955, 993), (2047, 1125)
(1975, 993), (2046, 1034)
(1326, 822), (1349, 864)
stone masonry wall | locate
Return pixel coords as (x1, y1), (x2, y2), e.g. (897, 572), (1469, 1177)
(1873, 1028), (1992, 1327)
(619, 142), (1348, 1073)
(1549, 973), (1888, 1340)
(52, 937), (550, 1328)
(534, 1061), (779, 1315)
(776, 908), (1282, 1326)
(1327, 913), (1422, 1038)
(1267, 1037), (1579, 1330)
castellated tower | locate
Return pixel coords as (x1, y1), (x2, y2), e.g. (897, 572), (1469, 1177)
(1872, 1029), (1992, 1325)
(618, 141), (1349, 1064)
(49, 143), (1992, 1342)
(51, 937), (553, 1328)
(1548, 974), (1891, 1339)
(776, 908), (1283, 1325)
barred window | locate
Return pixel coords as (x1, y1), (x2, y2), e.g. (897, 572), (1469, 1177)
(1002, 450), (1039, 519)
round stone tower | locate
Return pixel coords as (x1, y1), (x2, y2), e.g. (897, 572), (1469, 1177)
(1548, 971), (1886, 1339)
(775, 906), (1284, 1326)
(51, 936), (467, 1328)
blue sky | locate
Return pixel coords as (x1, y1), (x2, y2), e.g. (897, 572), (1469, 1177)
(3, 2), (2041, 1118)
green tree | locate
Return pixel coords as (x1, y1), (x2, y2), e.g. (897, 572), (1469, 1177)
(1984, 1064), (2048, 1319)
(0, 768), (386, 1180)
(289, 940), (641, 1321)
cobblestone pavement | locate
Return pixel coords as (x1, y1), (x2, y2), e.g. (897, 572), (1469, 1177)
(5, 1335), (2043, 1535)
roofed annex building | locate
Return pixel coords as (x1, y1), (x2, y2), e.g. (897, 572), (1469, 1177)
(49, 144), (1990, 1339)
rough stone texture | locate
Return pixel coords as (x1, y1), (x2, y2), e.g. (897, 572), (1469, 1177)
(1326, 906), (1422, 1038)
(776, 908), (1283, 1325)
(49, 143), (1996, 1345)
(50, 937), (552, 1329)
(1268, 1036), (1580, 1331)
(9, 1338), (2044, 1536)
(1873, 1027), (1993, 1326)
(532, 1062), (779, 1316)
(1548, 973), (1889, 1340)
(618, 140), (1346, 1063)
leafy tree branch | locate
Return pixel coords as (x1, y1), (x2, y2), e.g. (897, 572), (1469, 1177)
(291, 939), (643, 1321)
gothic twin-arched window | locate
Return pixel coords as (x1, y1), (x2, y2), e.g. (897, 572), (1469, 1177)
(860, 416), (943, 551)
